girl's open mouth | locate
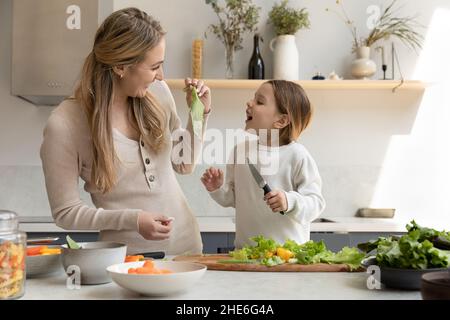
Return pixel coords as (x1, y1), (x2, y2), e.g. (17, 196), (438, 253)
(246, 112), (253, 122)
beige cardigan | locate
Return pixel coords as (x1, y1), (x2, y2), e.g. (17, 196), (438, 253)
(40, 80), (208, 254)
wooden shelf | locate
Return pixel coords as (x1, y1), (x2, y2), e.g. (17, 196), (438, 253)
(165, 79), (427, 91)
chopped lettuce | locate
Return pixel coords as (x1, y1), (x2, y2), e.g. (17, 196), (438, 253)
(262, 255), (284, 267)
(229, 235), (364, 269)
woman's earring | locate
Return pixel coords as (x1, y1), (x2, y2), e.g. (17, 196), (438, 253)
(120, 74), (123, 79)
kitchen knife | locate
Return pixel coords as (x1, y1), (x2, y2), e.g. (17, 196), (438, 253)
(27, 237), (59, 245)
(134, 251), (166, 259)
(246, 158), (285, 215)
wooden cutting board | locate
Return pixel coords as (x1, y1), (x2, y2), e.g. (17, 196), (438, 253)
(173, 254), (359, 272)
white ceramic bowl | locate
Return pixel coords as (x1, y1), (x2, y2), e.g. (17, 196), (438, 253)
(26, 245), (63, 277)
(61, 242), (127, 285)
(107, 260), (206, 296)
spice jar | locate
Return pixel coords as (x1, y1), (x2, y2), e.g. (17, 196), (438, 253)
(0, 210), (26, 299)
(192, 39), (203, 79)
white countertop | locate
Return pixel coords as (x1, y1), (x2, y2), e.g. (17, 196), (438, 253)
(21, 268), (420, 300)
(19, 216), (412, 233)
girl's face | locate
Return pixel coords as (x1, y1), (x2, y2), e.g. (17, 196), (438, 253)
(245, 83), (285, 134)
(119, 37), (166, 98)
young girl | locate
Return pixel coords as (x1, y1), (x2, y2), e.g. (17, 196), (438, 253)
(201, 80), (325, 248)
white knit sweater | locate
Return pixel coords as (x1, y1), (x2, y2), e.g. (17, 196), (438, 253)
(209, 141), (326, 248)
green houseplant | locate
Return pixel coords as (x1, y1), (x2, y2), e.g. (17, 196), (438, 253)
(268, 0), (310, 36)
(327, 0), (424, 79)
(205, 0), (260, 78)
(267, 0), (310, 80)
(327, 0), (423, 52)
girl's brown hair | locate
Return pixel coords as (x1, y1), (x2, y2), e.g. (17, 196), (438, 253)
(266, 80), (312, 145)
(74, 8), (166, 193)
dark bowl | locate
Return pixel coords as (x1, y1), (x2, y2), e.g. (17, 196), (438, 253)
(362, 257), (448, 290)
(421, 271), (450, 300)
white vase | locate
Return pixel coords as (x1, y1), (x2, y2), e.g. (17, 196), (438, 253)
(269, 35), (299, 80)
(350, 46), (377, 80)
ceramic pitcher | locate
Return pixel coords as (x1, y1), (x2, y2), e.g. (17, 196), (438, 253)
(269, 35), (299, 80)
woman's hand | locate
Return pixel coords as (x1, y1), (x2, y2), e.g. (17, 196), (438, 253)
(264, 191), (288, 213)
(201, 167), (224, 192)
(137, 212), (173, 240)
(185, 78), (211, 113)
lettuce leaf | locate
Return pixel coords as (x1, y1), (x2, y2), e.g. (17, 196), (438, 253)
(360, 220), (450, 269)
(189, 87), (205, 137)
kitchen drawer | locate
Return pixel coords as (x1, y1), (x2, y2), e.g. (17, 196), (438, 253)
(201, 232), (230, 254)
(310, 232), (349, 252)
(26, 232), (99, 244)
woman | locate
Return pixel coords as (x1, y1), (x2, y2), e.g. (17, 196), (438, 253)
(40, 8), (211, 255)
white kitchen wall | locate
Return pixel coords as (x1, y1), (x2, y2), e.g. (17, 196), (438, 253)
(1, 0), (450, 226)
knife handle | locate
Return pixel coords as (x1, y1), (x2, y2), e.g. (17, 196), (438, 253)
(135, 251), (165, 259)
(263, 185), (285, 215)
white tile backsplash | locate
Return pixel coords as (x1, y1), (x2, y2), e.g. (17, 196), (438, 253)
(0, 164), (382, 221)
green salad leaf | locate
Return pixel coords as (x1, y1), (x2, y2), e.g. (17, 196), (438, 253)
(358, 220), (450, 269)
(66, 235), (81, 249)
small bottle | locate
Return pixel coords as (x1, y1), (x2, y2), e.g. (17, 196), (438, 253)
(0, 210), (26, 300)
(191, 39), (203, 79)
(312, 72), (325, 80)
(248, 34), (265, 79)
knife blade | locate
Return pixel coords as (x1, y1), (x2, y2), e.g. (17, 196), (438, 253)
(27, 237), (59, 245)
(246, 158), (285, 215)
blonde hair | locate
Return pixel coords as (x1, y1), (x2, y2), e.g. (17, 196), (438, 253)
(74, 8), (166, 193)
(266, 80), (312, 145)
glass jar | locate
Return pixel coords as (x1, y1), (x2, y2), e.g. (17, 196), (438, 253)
(0, 210), (26, 299)
(192, 39), (203, 79)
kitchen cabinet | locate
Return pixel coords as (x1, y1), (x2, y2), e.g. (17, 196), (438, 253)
(26, 231), (407, 254)
(27, 232), (98, 244)
(204, 232), (352, 253)
(310, 233), (350, 252)
(348, 232), (406, 248)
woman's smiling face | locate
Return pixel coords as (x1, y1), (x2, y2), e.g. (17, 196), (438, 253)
(120, 37), (166, 98)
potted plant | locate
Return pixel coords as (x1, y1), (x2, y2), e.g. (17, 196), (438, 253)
(205, 0), (260, 79)
(327, 0), (424, 79)
(268, 0), (310, 80)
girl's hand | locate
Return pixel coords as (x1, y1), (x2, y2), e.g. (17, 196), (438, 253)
(137, 212), (173, 240)
(201, 167), (224, 192)
(185, 78), (211, 113)
(264, 191), (288, 213)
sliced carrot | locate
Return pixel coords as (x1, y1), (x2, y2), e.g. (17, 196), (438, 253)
(27, 246), (44, 256)
(136, 267), (155, 274)
(125, 255), (145, 262)
(143, 260), (154, 269)
(127, 268), (137, 274)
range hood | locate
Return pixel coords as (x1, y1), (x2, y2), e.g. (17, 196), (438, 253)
(11, 0), (113, 106)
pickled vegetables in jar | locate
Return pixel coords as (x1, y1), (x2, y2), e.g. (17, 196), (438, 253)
(0, 210), (26, 299)
(0, 241), (25, 299)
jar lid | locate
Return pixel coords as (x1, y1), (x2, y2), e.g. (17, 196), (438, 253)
(0, 210), (19, 232)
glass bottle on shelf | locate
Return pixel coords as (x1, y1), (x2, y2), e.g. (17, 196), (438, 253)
(0, 210), (26, 300)
(248, 33), (265, 79)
